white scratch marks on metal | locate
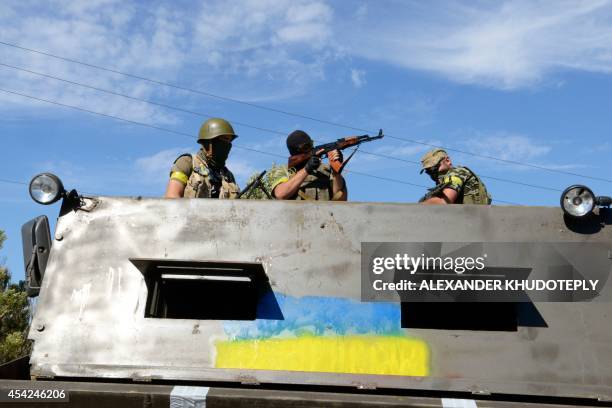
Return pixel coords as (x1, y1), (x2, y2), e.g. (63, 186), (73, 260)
(106, 267), (123, 299)
(106, 268), (115, 299)
(118, 268), (122, 294)
(70, 283), (91, 320)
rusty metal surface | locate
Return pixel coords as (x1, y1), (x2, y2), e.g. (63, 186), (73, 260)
(27, 198), (612, 400)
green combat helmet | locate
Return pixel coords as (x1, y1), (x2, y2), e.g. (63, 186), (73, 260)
(419, 148), (448, 173)
(198, 118), (238, 143)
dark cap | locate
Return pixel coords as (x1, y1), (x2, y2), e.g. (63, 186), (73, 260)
(286, 130), (312, 155)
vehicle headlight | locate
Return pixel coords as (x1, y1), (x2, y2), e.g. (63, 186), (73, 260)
(29, 173), (65, 205)
(560, 185), (595, 217)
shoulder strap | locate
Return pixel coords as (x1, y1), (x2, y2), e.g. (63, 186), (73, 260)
(173, 153), (192, 164)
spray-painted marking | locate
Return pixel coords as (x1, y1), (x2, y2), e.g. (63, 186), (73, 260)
(223, 294), (402, 339)
(216, 335), (429, 376)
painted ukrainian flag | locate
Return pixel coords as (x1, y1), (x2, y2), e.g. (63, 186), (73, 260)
(215, 295), (429, 377)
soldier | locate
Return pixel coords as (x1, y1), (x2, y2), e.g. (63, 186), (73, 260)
(419, 148), (491, 204)
(164, 118), (240, 199)
(269, 130), (347, 201)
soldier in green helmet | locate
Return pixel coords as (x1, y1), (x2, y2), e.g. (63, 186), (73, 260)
(164, 118), (240, 199)
(419, 148), (491, 205)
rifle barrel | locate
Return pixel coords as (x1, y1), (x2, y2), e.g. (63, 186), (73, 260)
(237, 170), (267, 198)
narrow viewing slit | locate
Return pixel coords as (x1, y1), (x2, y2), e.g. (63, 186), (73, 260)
(131, 259), (268, 320)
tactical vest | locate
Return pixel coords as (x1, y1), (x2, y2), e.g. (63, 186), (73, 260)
(293, 164), (333, 201)
(183, 154), (239, 199)
(455, 166), (491, 205)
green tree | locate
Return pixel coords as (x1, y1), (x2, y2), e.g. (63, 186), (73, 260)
(241, 163), (284, 200)
(0, 230), (31, 363)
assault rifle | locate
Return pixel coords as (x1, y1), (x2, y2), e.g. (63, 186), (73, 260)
(237, 170), (271, 199)
(288, 129), (384, 173)
(418, 183), (450, 203)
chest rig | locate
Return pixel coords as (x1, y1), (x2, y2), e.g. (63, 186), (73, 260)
(183, 153), (239, 199)
(294, 164), (333, 201)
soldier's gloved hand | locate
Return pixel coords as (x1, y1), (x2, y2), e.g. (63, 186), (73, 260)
(305, 155), (321, 175)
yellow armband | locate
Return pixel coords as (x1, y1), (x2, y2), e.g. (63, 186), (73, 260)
(270, 176), (289, 191)
(170, 171), (189, 185)
(443, 175), (464, 189)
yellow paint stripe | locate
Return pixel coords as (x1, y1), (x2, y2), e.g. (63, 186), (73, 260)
(216, 335), (429, 377)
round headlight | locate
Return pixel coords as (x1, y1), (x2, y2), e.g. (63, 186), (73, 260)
(29, 173), (65, 205)
(560, 185), (595, 217)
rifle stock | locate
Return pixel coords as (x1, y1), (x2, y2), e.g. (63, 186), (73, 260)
(288, 153), (310, 169)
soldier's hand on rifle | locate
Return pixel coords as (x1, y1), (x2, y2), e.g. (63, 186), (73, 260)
(327, 149), (343, 174)
(305, 154), (321, 175)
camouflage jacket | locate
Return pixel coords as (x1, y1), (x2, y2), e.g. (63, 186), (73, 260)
(268, 163), (335, 200)
(428, 166), (491, 205)
(169, 150), (239, 199)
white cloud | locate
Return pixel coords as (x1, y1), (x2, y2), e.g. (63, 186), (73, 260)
(340, 0), (612, 89)
(3, 0), (612, 130)
(0, 0), (188, 123)
(277, 2), (332, 45)
(135, 146), (261, 188)
(350, 68), (366, 88)
(466, 133), (551, 161)
(135, 147), (191, 182)
(226, 158), (259, 181)
(191, 0), (336, 100)
(286, 2), (332, 24)
(0, 0), (340, 120)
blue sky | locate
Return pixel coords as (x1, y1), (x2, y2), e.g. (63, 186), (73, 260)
(1, 0), (611, 282)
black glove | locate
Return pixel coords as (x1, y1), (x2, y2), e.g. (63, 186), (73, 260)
(305, 155), (321, 175)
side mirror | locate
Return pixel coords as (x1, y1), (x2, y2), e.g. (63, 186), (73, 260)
(21, 215), (52, 297)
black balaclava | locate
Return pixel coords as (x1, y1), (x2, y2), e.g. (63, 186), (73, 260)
(202, 139), (232, 169)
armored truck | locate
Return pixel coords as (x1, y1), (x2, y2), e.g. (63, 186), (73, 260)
(2, 174), (612, 407)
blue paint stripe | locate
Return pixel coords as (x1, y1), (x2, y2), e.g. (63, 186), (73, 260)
(224, 294), (402, 340)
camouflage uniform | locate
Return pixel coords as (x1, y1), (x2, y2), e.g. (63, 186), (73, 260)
(269, 163), (335, 200)
(420, 148), (491, 205)
(169, 150), (239, 199)
(436, 166), (491, 205)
